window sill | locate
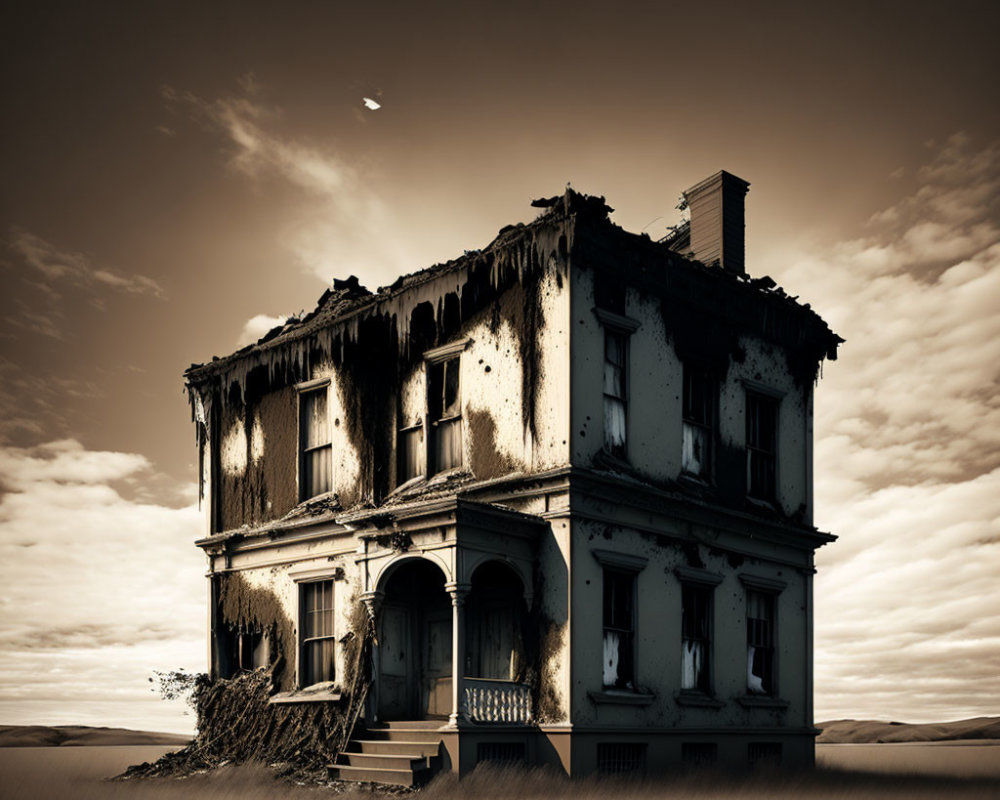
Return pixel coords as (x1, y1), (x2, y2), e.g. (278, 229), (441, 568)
(674, 691), (724, 709)
(735, 694), (789, 709)
(588, 690), (655, 706)
(269, 683), (342, 705)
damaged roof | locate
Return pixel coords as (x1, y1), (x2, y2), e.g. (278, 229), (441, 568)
(184, 188), (842, 388)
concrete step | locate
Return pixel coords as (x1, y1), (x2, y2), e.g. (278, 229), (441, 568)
(350, 739), (441, 756)
(335, 752), (428, 770)
(359, 727), (445, 742)
(377, 719), (445, 729)
(328, 764), (430, 787)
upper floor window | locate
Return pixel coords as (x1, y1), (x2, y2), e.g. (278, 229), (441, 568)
(428, 355), (462, 474)
(299, 385), (331, 500)
(746, 589), (775, 695)
(746, 390), (778, 501)
(301, 579), (336, 686)
(603, 330), (628, 457)
(682, 365), (713, 479)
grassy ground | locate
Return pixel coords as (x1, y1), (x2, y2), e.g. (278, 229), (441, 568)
(1, 744), (998, 800)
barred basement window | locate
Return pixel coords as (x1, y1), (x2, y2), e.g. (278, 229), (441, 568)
(603, 568), (635, 690)
(477, 742), (526, 766)
(681, 584), (711, 693)
(682, 364), (713, 479)
(597, 743), (646, 775)
(746, 390), (778, 501)
(748, 742), (782, 768)
(299, 386), (331, 500)
(428, 356), (462, 474)
(301, 580), (335, 686)
(681, 742), (717, 767)
(603, 330), (628, 457)
(746, 589), (775, 695)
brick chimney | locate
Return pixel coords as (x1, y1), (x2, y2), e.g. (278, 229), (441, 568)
(682, 170), (750, 276)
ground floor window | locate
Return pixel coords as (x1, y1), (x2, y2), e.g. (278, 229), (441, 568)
(602, 568), (635, 690)
(597, 743), (646, 775)
(301, 580), (336, 686)
(746, 589), (776, 695)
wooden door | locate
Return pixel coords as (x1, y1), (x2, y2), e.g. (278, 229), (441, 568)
(378, 603), (414, 719)
(421, 610), (452, 718)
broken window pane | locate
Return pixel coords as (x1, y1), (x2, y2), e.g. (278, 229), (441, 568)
(603, 330), (628, 456)
(682, 366), (713, 478)
(428, 355), (463, 474)
(602, 569), (635, 689)
(300, 387), (332, 500)
(681, 584), (711, 692)
(746, 590), (775, 695)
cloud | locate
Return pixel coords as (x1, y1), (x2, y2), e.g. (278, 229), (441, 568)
(162, 81), (408, 284)
(767, 136), (1000, 721)
(237, 313), (289, 347)
(8, 229), (167, 299)
(0, 440), (204, 733)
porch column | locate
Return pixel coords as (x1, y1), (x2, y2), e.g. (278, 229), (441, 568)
(446, 582), (470, 727)
(360, 591), (384, 722)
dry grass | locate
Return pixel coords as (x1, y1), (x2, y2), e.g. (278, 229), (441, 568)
(1, 744), (999, 800)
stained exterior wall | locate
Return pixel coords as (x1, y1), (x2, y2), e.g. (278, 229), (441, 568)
(189, 189), (837, 777)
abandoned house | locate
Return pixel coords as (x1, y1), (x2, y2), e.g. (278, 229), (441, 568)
(184, 171), (841, 784)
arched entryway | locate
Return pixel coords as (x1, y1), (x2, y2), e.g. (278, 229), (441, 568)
(377, 559), (452, 720)
(467, 560), (528, 682)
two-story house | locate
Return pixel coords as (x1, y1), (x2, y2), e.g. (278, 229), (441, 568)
(184, 171), (841, 784)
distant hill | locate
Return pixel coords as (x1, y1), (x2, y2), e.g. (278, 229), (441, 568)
(817, 717), (1000, 744)
(0, 725), (191, 748)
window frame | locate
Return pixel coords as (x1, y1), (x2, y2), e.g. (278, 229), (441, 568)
(422, 339), (469, 479)
(681, 363), (715, 481)
(593, 548), (648, 694)
(298, 577), (337, 688)
(674, 566), (723, 699)
(595, 308), (640, 461)
(739, 574), (786, 699)
(744, 386), (781, 502)
(296, 378), (332, 502)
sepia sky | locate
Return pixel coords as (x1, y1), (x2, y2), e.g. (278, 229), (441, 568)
(1, 0), (998, 733)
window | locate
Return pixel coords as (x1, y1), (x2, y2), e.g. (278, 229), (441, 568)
(681, 584), (711, 693)
(602, 569), (635, 690)
(397, 422), (424, 485)
(682, 365), (713, 479)
(682, 742), (717, 767)
(746, 391), (778, 501)
(746, 590), (775, 695)
(603, 330), (628, 457)
(428, 356), (462, 474)
(301, 580), (335, 686)
(596, 743), (646, 775)
(299, 386), (331, 500)
(748, 742), (782, 768)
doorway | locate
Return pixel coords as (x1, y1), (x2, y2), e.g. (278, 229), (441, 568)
(378, 559), (452, 720)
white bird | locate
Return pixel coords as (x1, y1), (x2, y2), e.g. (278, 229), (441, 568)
(363, 97), (381, 110)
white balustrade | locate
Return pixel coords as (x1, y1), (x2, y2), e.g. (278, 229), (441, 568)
(462, 678), (533, 724)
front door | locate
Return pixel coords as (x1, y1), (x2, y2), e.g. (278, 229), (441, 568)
(421, 610), (452, 718)
(378, 603), (414, 719)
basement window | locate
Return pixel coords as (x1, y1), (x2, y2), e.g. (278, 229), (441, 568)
(301, 580), (335, 686)
(681, 584), (712, 693)
(746, 590), (775, 696)
(602, 568), (635, 690)
(428, 355), (462, 474)
(299, 385), (332, 500)
(603, 330), (628, 457)
(746, 390), (778, 501)
(682, 365), (713, 479)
